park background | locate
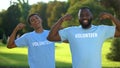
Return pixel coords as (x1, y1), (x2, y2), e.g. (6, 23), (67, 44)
(0, 0), (120, 68)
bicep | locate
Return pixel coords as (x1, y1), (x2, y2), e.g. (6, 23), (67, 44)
(7, 42), (17, 48)
(47, 32), (61, 41)
(52, 32), (62, 41)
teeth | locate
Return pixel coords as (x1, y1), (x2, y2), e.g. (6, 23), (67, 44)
(83, 20), (88, 23)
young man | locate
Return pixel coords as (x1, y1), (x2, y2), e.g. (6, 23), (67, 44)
(7, 14), (55, 68)
(47, 7), (120, 68)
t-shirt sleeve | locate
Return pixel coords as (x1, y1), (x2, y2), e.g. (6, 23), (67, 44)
(59, 28), (68, 41)
(15, 34), (27, 47)
(103, 25), (116, 39)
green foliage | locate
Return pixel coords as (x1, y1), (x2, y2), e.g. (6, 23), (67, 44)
(2, 4), (21, 36)
(68, 0), (84, 7)
(18, 0), (30, 22)
(0, 28), (4, 39)
(2, 34), (7, 44)
(47, 1), (69, 28)
(18, 0), (30, 32)
(1, 0), (31, 35)
(107, 38), (120, 61)
(47, 1), (57, 28)
(100, 0), (120, 19)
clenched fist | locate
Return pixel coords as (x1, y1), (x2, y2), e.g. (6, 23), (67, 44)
(15, 23), (26, 31)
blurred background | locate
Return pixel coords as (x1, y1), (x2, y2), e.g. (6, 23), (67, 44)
(0, 0), (120, 68)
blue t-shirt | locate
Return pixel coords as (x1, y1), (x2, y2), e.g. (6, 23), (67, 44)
(59, 25), (115, 68)
(15, 30), (55, 68)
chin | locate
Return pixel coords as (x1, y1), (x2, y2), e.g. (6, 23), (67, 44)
(82, 24), (91, 29)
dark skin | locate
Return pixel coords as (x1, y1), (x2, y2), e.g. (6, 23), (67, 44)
(47, 14), (72, 41)
(47, 8), (120, 41)
(78, 9), (93, 29)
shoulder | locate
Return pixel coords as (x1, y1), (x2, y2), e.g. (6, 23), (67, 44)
(96, 25), (115, 32)
(63, 26), (80, 30)
(43, 30), (50, 34)
(44, 30), (49, 32)
(21, 31), (34, 37)
(98, 25), (115, 28)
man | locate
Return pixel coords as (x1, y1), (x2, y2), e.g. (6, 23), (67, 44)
(47, 7), (120, 68)
(7, 14), (55, 68)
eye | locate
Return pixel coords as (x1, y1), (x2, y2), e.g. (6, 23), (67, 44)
(35, 17), (38, 19)
(30, 18), (35, 22)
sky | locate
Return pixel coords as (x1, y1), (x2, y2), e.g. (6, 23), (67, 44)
(0, 0), (67, 11)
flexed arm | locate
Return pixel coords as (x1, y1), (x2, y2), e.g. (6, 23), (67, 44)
(99, 12), (120, 37)
(47, 14), (72, 41)
(7, 23), (26, 48)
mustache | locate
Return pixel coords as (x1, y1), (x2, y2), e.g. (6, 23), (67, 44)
(80, 19), (92, 29)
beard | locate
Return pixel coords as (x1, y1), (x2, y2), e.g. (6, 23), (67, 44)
(79, 18), (92, 29)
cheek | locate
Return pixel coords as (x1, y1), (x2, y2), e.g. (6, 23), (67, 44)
(30, 23), (36, 27)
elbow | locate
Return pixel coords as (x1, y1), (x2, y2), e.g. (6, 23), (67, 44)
(47, 36), (61, 42)
(7, 44), (13, 49)
(47, 36), (58, 42)
(47, 33), (61, 41)
(47, 36), (53, 41)
(7, 43), (16, 49)
(7, 45), (13, 49)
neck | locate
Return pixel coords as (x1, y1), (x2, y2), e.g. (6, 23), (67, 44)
(82, 25), (91, 29)
(35, 27), (44, 33)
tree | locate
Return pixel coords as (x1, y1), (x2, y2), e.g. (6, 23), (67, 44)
(0, 11), (6, 39)
(2, 33), (7, 44)
(18, 0), (30, 22)
(68, 0), (84, 7)
(17, 0), (30, 32)
(47, 1), (69, 28)
(2, 4), (21, 36)
(100, 0), (120, 18)
(107, 38), (120, 61)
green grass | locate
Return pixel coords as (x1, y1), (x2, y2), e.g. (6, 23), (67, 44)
(0, 43), (28, 67)
(55, 43), (72, 68)
(0, 40), (120, 68)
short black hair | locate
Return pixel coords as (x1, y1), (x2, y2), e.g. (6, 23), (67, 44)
(78, 6), (93, 19)
(27, 13), (40, 24)
(80, 6), (91, 11)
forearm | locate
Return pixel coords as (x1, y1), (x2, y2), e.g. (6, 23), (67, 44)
(110, 16), (120, 31)
(7, 28), (18, 48)
(47, 14), (72, 41)
(47, 17), (64, 41)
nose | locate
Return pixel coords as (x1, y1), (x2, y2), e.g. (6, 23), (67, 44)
(34, 20), (37, 23)
(83, 16), (87, 19)
(79, 15), (86, 19)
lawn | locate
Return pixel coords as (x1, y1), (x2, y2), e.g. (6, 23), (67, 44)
(0, 39), (120, 68)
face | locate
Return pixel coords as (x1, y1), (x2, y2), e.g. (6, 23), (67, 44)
(78, 8), (93, 29)
(29, 15), (42, 29)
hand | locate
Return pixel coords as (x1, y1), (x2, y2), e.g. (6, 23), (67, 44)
(15, 23), (26, 31)
(62, 14), (72, 21)
(99, 12), (113, 20)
